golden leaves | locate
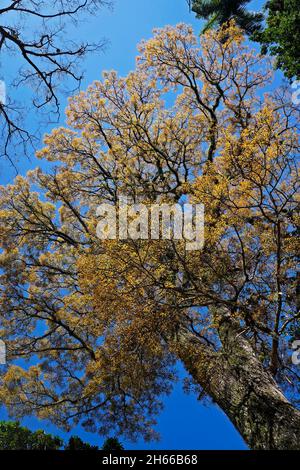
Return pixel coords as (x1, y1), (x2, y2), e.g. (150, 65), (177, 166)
(0, 21), (298, 435)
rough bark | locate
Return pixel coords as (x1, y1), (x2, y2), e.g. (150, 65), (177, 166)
(174, 315), (300, 450)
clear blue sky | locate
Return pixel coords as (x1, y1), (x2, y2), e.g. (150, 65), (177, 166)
(0, 0), (274, 450)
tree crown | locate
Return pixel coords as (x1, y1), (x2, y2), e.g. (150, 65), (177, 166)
(0, 22), (299, 440)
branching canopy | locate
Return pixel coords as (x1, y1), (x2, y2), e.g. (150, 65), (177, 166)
(0, 23), (299, 440)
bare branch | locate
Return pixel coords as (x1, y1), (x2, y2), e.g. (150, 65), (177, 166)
(0, 0), (112, 161)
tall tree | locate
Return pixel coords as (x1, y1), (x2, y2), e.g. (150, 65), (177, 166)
(254, 0), (300, 80)
(0, 0), (111, 162)
(0, 23), (299, 449)
(188, 0), (263, 34)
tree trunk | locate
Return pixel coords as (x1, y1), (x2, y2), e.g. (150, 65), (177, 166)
(174, 315), (300, 450)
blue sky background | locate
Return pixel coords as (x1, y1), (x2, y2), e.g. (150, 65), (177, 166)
(0, 0), (280, 450)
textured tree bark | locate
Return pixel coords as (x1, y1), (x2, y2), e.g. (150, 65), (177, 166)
(175, 316), (300, 450)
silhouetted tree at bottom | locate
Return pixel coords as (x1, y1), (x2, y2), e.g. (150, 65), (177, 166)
(64, 436), (99, 450)
(0, 421), (124, 450)
(102, 438), (124, 451)
(0, 421), (62, 450)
